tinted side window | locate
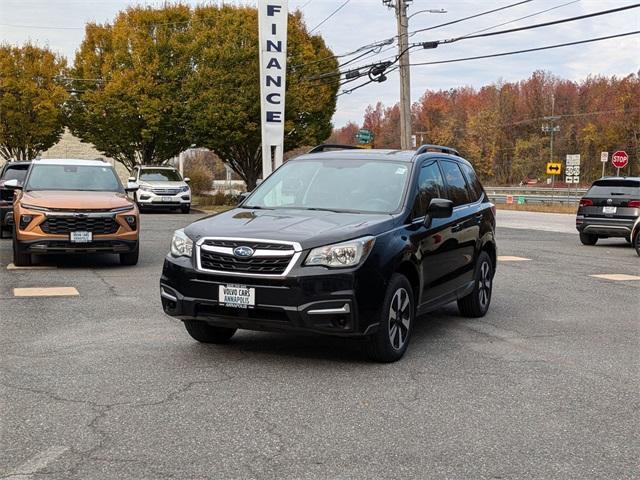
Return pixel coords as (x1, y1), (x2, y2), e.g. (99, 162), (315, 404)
(460, 163), (483, 202)
(440, 161), (471, 206)
(413, 161), (446, 218)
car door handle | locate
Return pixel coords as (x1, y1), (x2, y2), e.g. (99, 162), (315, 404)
(452, 223), (464, 232)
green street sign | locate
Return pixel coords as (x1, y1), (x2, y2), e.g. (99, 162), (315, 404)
(356, 129), (373, 143)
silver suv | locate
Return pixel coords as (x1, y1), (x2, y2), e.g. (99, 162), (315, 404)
(131, 166), (191, 213)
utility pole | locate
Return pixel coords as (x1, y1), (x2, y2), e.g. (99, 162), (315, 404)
(542, 93), (560, 202)
(383, 1), (445, 150)
(395, 0), (411, 150)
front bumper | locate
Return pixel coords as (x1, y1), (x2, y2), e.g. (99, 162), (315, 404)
(576, 215), (635, 237)
(137, 190), (190, 207)
(16, 238), (138, 254)
(160, 255), (388, 337)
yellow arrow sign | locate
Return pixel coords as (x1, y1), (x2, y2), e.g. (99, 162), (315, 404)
(546, 162), (562, 175)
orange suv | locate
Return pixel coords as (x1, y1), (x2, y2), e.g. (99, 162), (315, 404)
(5, 159), (140, 266)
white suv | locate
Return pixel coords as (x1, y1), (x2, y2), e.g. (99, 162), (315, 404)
(131, 166), (191, 213)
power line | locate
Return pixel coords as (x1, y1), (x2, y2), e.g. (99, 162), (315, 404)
(340, 0), (582, 79)
(409, 31), (640, 66)
(431, 3), (640, 46)
(456, 0), (581, 39)
(408, 0), (533, 37)
(308, 0), (352, 34)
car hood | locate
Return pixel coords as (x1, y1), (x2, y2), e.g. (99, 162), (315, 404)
(184, 208), (397, 250)
(138, 181), (187, 188)
(21, 191), (134, 210)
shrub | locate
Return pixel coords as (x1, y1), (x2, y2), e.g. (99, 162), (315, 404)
(184, 163), (213, 195)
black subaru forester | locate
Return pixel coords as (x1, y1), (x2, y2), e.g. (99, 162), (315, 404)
(160, 145), (497, 362)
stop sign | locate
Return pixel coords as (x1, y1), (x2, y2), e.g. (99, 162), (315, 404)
(612, 150), (628, 169)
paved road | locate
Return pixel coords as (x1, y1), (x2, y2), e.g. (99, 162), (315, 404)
(497, 209), (576, 234)
(1, 211), (638, 479)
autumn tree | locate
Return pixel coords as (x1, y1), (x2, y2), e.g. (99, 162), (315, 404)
(185, 6), (338, 189)
(0, 44), (68, 161)
(67, 5), (194, 171)
(358, 70), (639, 184)
(327, 121), (360, 145)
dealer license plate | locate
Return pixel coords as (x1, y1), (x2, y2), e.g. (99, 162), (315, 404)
(70, 231), (92, 243)
(218, 284), (255, 309)
(161, 196), (176, 202)
(602, 206), (617, 214)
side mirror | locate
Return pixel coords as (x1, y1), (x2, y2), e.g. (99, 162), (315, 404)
(3, 179), (22, 190)
(125, 182), (139, 193)
(237, 192), (250, 205)
(183, 177), (191, 183)
(128, 176), (136, 183)
(425, 198), (453, 224)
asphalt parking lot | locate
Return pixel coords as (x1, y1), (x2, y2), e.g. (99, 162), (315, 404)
(1, 211), (638, 480)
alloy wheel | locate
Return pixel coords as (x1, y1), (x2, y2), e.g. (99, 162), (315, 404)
(478, 260), (492, 309)
(388, 287), (411, 350)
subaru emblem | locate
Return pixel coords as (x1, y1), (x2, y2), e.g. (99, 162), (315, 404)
(233, 246), (254, 258)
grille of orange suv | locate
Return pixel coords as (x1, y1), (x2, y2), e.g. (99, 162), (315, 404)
(40, 217), (120, 235)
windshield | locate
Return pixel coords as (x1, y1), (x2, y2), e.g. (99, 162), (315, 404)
(25, 164), (124, 192)
(244, 159), (410, 213)
(2, 166), (29, 182)
(139, 169), (182, 182)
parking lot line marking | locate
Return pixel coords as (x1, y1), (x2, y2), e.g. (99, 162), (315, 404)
(589, 274), (640, 282)
(5, 446), (69, 479)
(13, 287), (79, 297)
(498, 256), (532, 262)
(7, 263), (57, 270)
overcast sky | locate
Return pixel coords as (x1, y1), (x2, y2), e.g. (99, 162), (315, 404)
(1, 0), (638, 127)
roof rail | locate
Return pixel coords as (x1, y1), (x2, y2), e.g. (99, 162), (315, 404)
(308, 144), (363, 154)
(414, 144), (459, 156)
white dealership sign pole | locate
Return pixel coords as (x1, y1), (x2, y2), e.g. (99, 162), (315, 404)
(258, 0), (288, 179)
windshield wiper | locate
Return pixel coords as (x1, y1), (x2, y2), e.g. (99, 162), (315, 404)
(303, 207), (364, 214)
(240, 205), (273, 210)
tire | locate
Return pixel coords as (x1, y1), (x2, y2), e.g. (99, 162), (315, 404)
(119, 243), (139, 266)
(12, 229), (31, 266)
(457, 251), (493, 318)
(579, 232), (598, 246)
(180, 204), (190, 214)
(365, 273), (415, 363)
(624, 236), (631, 244)
(634, 229), (640, 257)
(184, 320), (237, 344)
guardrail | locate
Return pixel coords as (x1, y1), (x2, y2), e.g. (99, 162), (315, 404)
(485, 186), (586, 205)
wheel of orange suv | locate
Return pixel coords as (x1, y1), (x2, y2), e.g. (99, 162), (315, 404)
(119, 241), (139, 266)
(12, 227), (31, 267)
(366, 273), (415, 363)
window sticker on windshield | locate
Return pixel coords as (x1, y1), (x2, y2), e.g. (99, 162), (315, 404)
(395, 167), (407, 175)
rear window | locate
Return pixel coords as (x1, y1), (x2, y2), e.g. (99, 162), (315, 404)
(440, 160), (471, 206)
(460, 163), (483, 202)
(587, 180), (640, 197)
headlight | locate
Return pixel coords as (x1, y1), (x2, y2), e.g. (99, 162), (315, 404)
(304, 236), (375, 268)
(180, 185), (190, 192)
(170, 229), (193, 257)
(20, 203), (49, 212)
(138, 185), (153, 192)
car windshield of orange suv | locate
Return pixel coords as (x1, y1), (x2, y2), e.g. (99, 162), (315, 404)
(8, 159), (140, 267)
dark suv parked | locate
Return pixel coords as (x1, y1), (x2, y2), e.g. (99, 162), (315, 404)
(576, 177), (640, 245)
(160, 145), (497, 362)
(0, 161), (31, 238)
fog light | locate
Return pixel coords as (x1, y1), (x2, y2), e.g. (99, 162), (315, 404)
(19, 214), (33, 230)
(125, 215), (137, 230)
